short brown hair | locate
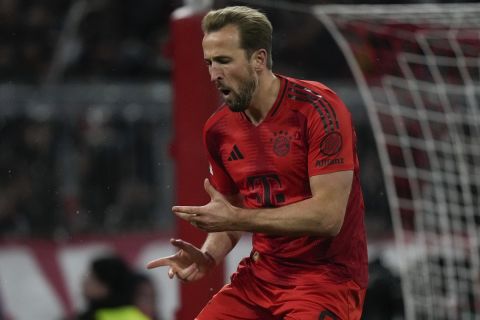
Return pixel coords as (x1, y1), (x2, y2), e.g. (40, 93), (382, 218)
(202, 6), (273, 69)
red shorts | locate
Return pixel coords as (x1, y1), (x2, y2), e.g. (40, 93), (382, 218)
(196, 266), (366, 320)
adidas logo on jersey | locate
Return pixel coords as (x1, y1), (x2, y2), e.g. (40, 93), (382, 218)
(227, 144), (244, 161)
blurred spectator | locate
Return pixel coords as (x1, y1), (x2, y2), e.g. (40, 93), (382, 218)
(0, 0), (71, 83)
(0, 114), (62, 236)
(63, 0), (182, 81)
(71, 109), (157, 234)
(133, 273), (160, 320)
(73, 109), (123, 232)
(0, 107), (163, 237)
(67, 254), (151, 320)
(0, 0), (181, 83)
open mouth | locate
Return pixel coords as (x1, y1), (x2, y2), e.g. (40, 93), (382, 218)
(220, 89), (231, 96)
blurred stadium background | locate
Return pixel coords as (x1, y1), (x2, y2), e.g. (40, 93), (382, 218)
(0, 0), (478, 319)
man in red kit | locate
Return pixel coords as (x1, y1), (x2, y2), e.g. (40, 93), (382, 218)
(147, 5), (368, 320)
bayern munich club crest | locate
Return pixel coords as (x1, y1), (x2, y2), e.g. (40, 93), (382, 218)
(319, 131), (343, 156)
(271, 130), (293, 157)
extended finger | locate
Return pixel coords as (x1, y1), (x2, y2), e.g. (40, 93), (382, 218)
(173, 210), (198, 222)
(146, 256), (174, 269)
(172, 205), (202, 215)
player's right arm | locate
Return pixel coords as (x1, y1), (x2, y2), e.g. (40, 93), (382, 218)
(200, 230), (243, 266)
(146, 194), (242, 282)
(200, 194), (244, 266)
(147, 114), (242, 282)
(199, 116), (244, 267)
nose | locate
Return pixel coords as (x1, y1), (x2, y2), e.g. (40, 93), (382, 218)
(209, 64), (223, 82)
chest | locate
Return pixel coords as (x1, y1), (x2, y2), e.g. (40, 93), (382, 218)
(219, 114), (308, 182)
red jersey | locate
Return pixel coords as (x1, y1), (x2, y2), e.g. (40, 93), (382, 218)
(203, 75), (368, 288)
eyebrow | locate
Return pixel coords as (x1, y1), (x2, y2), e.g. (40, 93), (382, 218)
(205, 55), (232, 63)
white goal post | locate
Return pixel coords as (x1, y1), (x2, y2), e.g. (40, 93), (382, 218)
(312, 3), (480, 320)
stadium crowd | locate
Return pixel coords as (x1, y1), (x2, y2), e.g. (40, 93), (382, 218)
(0, 0), (393, 239)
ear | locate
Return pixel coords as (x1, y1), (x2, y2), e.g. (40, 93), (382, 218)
(252, 49), (268, 71)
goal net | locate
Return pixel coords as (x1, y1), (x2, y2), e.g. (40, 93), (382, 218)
(312, 3), (480, 319)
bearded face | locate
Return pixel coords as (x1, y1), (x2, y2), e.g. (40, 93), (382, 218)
(203, 25), (260, 113)
(222, 66), (258, 112)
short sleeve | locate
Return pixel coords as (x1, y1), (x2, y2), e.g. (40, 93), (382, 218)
(307, 89), (355, 176)
(203, 125), (238, 195)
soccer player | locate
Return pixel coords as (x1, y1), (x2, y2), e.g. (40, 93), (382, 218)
(147, 6), (368, 320)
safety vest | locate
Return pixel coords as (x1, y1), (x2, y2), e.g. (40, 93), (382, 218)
(95, 306), (150, 320)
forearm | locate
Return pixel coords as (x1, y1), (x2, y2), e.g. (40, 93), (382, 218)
(234, 172), (353, 237)
(236, 197), (342, 237)
(201, 231), (243, 265)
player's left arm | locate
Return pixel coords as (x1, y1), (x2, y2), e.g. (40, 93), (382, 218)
(233, 170), (352, 236)
(173, 171), (352, 237)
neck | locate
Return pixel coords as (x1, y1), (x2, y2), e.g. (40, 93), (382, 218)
(244, 72), (280, 125)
